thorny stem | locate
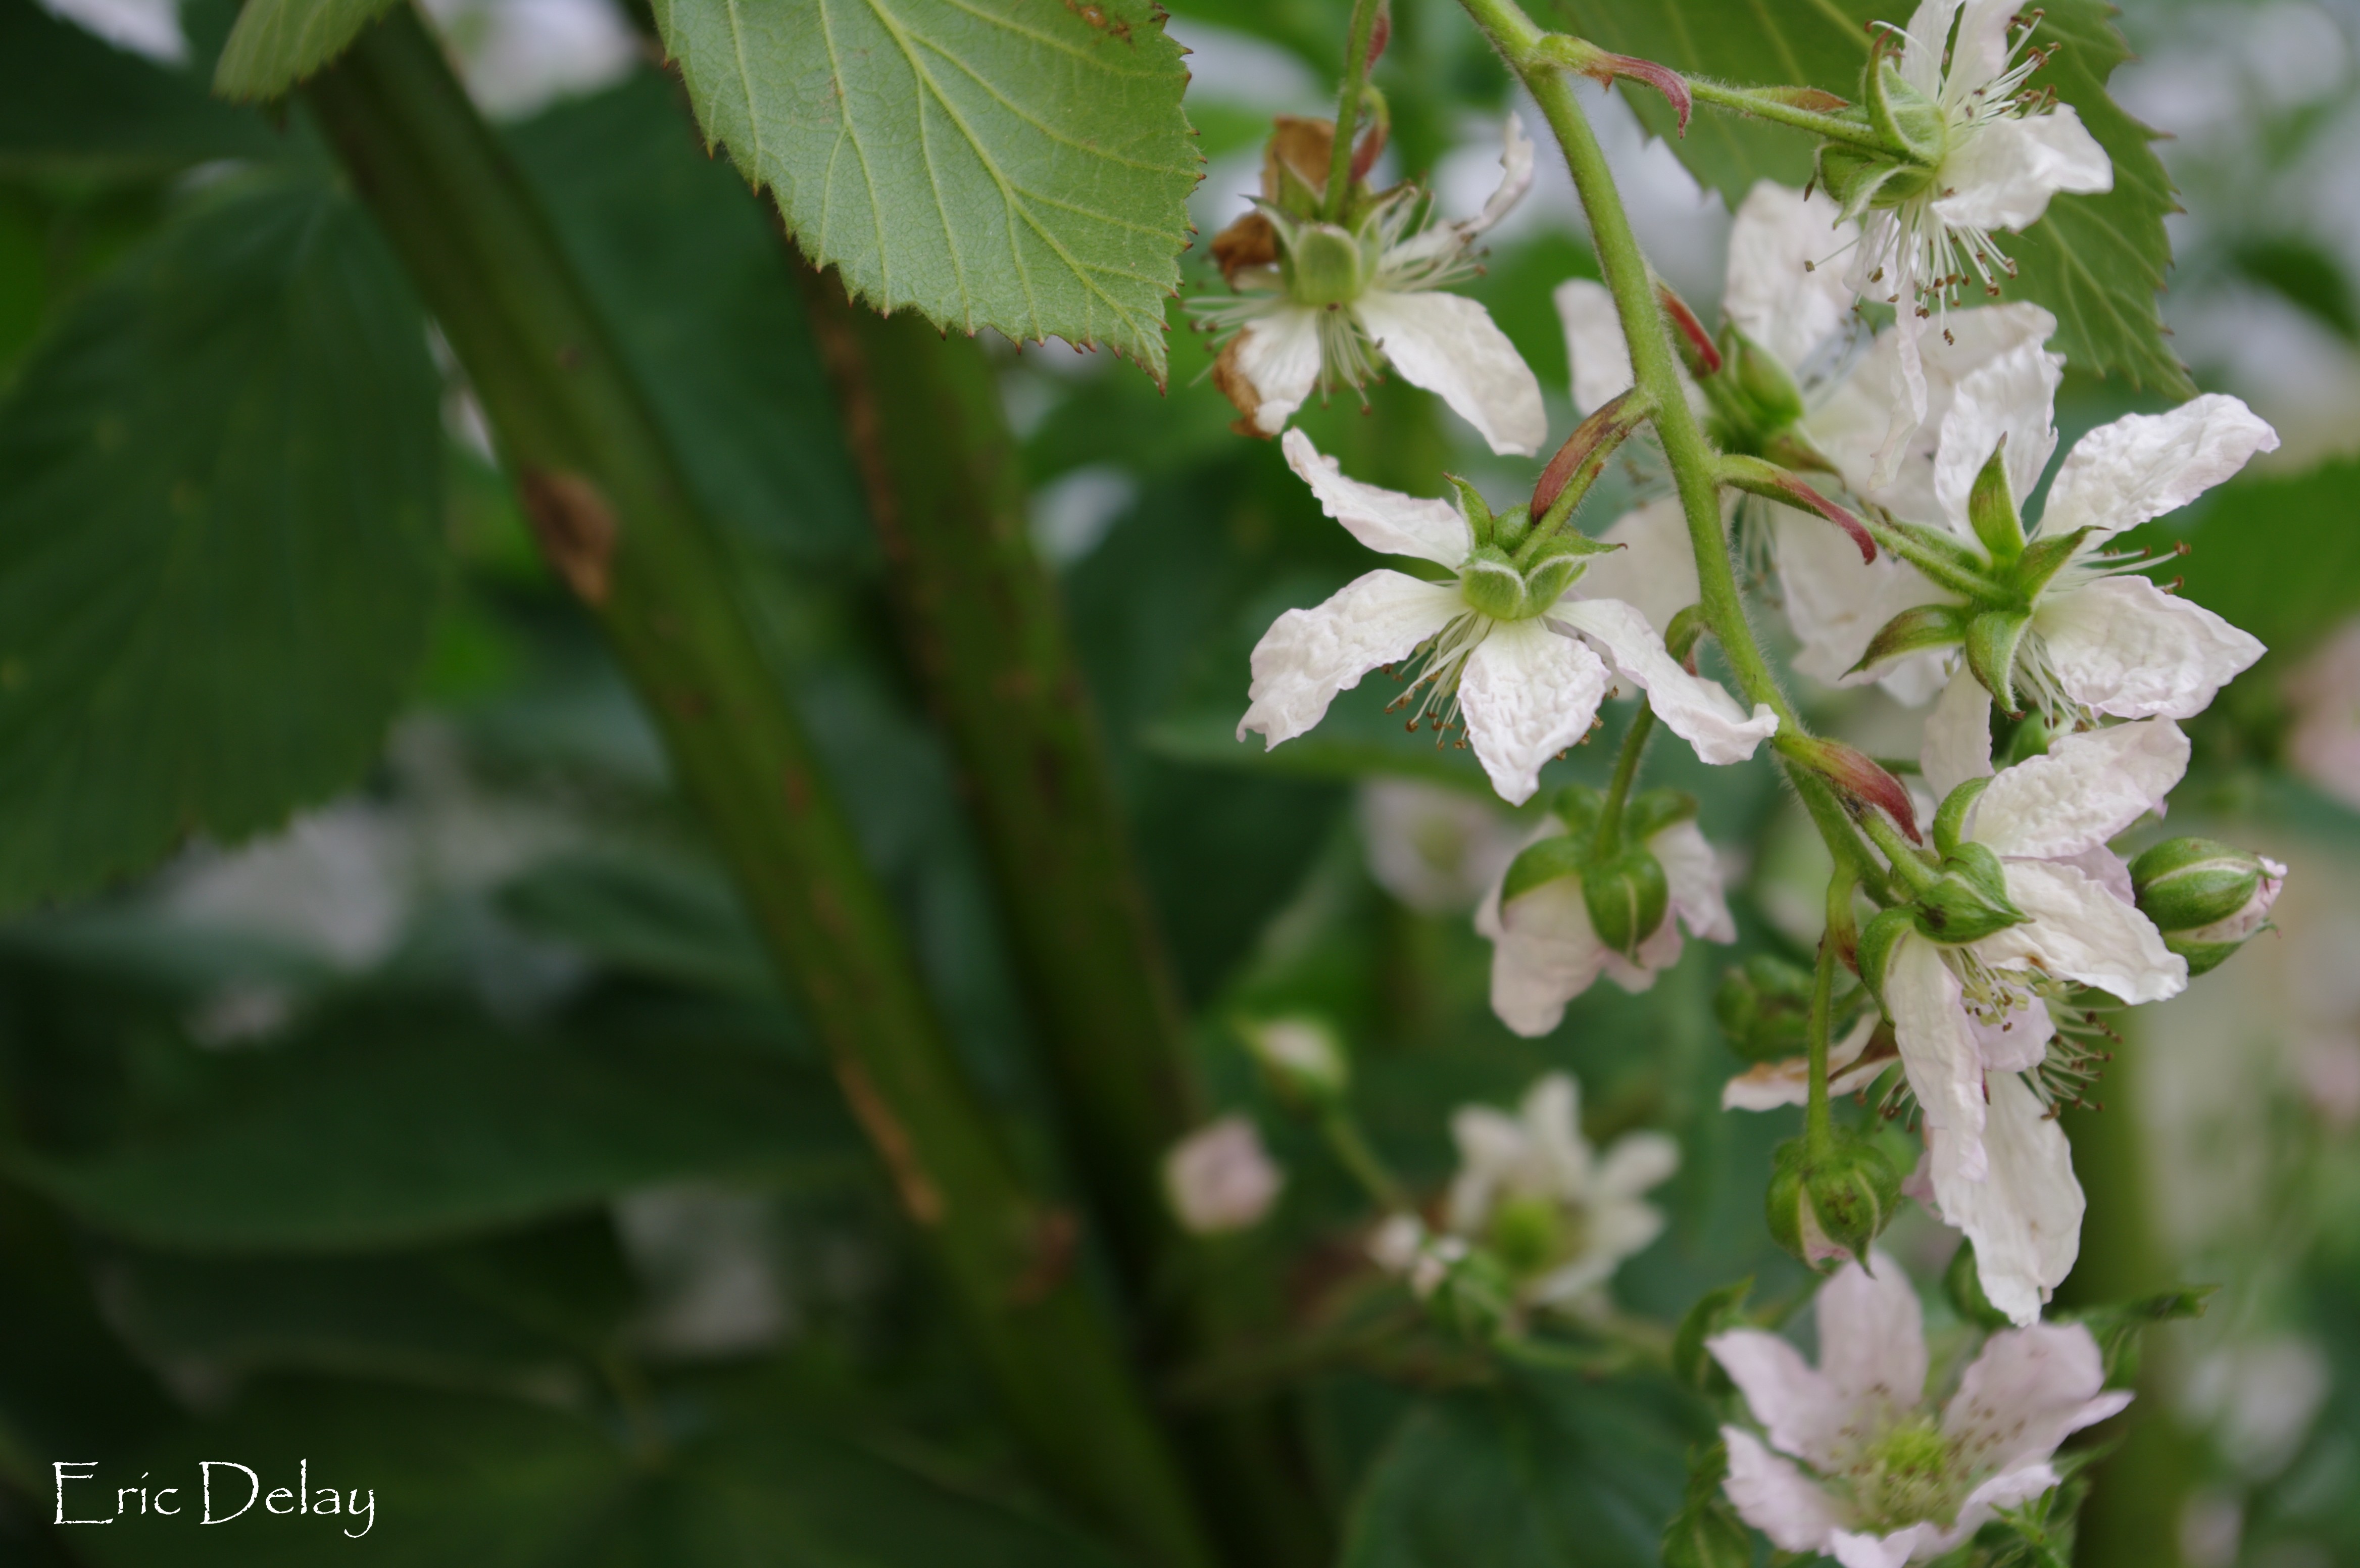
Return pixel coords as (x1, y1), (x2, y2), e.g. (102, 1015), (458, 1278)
(1591, 704), (1656, 860)
(1323, 0), (1386, 220)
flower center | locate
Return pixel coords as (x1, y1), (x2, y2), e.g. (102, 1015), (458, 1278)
(1850, 1417), (1965, 1530)
(1286, 222), (1367, 309)
(1485, 1192), (1590, 1279)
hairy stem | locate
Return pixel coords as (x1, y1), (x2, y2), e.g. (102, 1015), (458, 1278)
(1860, 810), (1938, 894)
(1323, 0), (1385, 218)
(1684, 78), (1888, 151)
(1804, 870), (1852, 1153)
(1591, 704), (1656, 860)
(303, 15), (1217, 1563)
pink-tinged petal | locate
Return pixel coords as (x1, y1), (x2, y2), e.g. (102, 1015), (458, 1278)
(1554, 277), (1633, 417)
(1722, 1015), (1891, 1111)
(1972, 717), (2188, 859)
(1944, 1316), (2132, 1469)
(1723, 181), (1856, 371)
(1986, 860), (2187, 1004)
(1486, 876), (1611, 1037)
(1969, 994), (2050, 1073)
(1722, 1427), (1850, 1553)
(1816, 1254), (1931, 1413)
(1232, 308), (1325, 434)
(1574, 497), (1699, 637)
(1831, 1523), (1950, 1568)
(1934, 107), (2112, 232)
(2057, 844), (2136, 906)
(1552, 598), (1780, 764)
(1605, 919), (1682, 992)
(1707, 1335), (1849, 1469)
(1933, 340), (2061, 533)
(1281, 429), (1471, 567)
(1651, 818), (1735, 943)
(1921, 667), (1996, 802)
(2038, 576), (2267, 720)
(1459, 619), (1611, 805)
(2043, 395), (2280, 541)
(1238, 572), (1464, 748)
(1886, 937), (1990, 1178)
(1355, 290), (1546, 457)
(1926, 1074), (2084, 1326)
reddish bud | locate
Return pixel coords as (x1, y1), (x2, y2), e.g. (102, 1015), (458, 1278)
(1534, 37), (1692, 134)
(1779, 735), (1921, 843)
(1530, 386), (1653, 522)
(1366, 2), (1392, 67)
(1656, 283), (1723, 379)
(1718, 456), (1876, 564)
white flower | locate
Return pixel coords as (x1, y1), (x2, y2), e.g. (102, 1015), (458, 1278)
(1874, 689), (2191, 1321)
(1840, 0), (2113, 429)
(1357, 779), (1521, 913)
(1710, 1253), (2130, 1565)
(1476, 810), (1735, 1037)
(1440, 1073), (1677, 1306)
(1555, 181), (2062, 702)
(1198, 117), (1546, 456)
(1237, 432), (1778, 805)
(1163, 1116), (1284, 1235)
(1854, 357), (2279, 722)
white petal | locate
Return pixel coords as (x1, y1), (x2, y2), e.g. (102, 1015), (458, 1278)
(1899, 0), (1961, 99)
(1945, 1314), (2132, 1467)
(1651, 818), (1735, 943)
(1231, 307), (1325, 434)
(1816, 1255), (1930, 1413)
(1281, 428), (1471, 567)
(1886, 937), (1992, 1174)
(1946, 0), (2020, 104)
(1459, 619), (1611, 805)
(1723, 181), (1856, 372)
(1958, 1462), (2069, 1527)
(1970, 994), (2051, 1073)
(1487, 877), (1611, 1037)
(1554, 277), (1633, 417)
(1467, 113), (1535, 237)
(1721, 1427), (1850, 1554)
(1921, 666), (1996, 802)
(1720, 1014), (1889, 1111)
(1932, 339), (2061, 534)
(1830, 1525), (1947, 1568)
(2043, 394), (2279, 542)
(1924, 1077), (2083, 1326)
(1595, 1130), (1680, 1200)
(1605, 920), (1681, 991)
(1552, 598), (1779, 764)
(2037, 576), (2267, 720)
(1533, 1195), (1664, 1302)
(1972, 718), (2188, 859)
(1570, 497), (1699, 636)
(1774, 510), (1950, 698)
(1237, 572), (1464, 747)
(1521, 1071), (1592, 1189)
(1933, 107), (2112, 233)
(1707, 1333), (1849, 1469)
(1445, 1104), (1528, 1231)
(1356, 290), (1546, 457)
(1986, 859), (2186, 1004)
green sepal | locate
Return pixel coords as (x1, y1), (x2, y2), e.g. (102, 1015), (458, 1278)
(1624, 787), (1700, 843)
(1491, 502), (1533, 553)
(1582, 843), (1671, 960)
(1550, 782), (1605, 838)
(1445, 475), (1495, 546)
(1520, 534), (1615, 606)
(1670, 1279), (1752, 1393)
(1714, 955), (1814, 1064)
(1932, 775), (1993, 861)
(2164, 934), (2247, 978)
(1915, 842), (2024, 945)
(1943, 1239), (2014, 1331)
(1965, 609), (2034, 716)
(2014, 525), (2097, 598)
(1424, 1247), (1518, 1344)
(1855, 906), (1918, 1004)
(1660, 1487), (1751, 1568)
(1853, 602), (1972, 674)
(1861, 53), (1945, 172)
(1765, 1131), (1903, 1272)
(2062, 1286), (2215, 1390)
(1500, 832), (1586, 907)
(1714, 326), (1806, 441)
(1285, 220), (1366, 307)
(1457, 545), (1527, 620)
(1968, 438), (2026, 563)
(1893, 519), (1992, 576)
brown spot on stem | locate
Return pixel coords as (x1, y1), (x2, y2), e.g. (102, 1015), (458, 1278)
(520, 470), (618, 605)
(834, 1058), (944, 1224)
(1008, 1208), (1080, 1303)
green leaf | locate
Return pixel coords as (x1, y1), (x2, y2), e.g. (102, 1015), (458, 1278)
(213, 0), (399, 101)
(650, 0), (1201, 380)
(1551, 0), (2191, 393)
(498, 850), (775, 996)
(0, 0), (282, 173)
(0, 172), (441, 914)
(1339, 1369), (1698, 1568)
(9, 1003), (862, 1250)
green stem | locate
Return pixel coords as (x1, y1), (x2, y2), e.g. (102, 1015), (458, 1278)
(1794, 770), (1890, 903)
(1860, 810), (1939, 894)
(1591, 703), (1656, 859)
(798, 275), (1327, 1568)
(1683, 78), (1889, 151)
(1321, 1106), (1406, 1209)
(1859, 513), (2010, 601)
(1804, 871), (1851, 1153)
(1322, 0), (1385, 219)
(302, 16), (1217, 1564)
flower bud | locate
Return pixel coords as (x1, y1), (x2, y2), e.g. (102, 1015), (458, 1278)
(1765, 1132), (1902, 1272)
(2130, 838), (2286, 976)
(1423, 1244), (1518, 1342)
(1164, 1116), (1284, 1235)
(1714, 954), (1815, 1064)
(1239, 1015), (1351, 1102)
(1911, 843), (2024, 946)
(1713, 328), (1807, 442)
(1582, 842), (1671, 961)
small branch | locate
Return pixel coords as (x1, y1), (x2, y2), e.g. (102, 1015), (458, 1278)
(1323, 0), (1386, 220)
(1590, 704), (1657, 860)
(1685, 77), (1891, 150)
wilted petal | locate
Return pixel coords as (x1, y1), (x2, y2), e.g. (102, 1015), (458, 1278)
(1487, 877), (1612, 1037)
(1944, 1315), (2132, 1468)
(1554, 277), (1634, 416)
(1468, 113), (1535, 236)
(1228, 307), (1324, 434)
(2037, 576), (2266, 720)
(1282, 429), (1472, 567)
(1553, 598), (1780, 764)
(1932, 340), (2062, 533)
(1723, 181), (1856, 372)
(1886, 937), (1990, 1178)
(1356, 290), (1546, 457)
(1815, 1255), (1930, 1415)
(1572, 497), (1699, 637)
(2042, 395), (2280, 541)
(1987, 859), (2186, 1004)
(1721, 1428), (1848, 1554)
(1934, 107), (2112, 232)
(1238, 572), (1463, 748)
(1459, 619), (1611, 804)
(1924, 1074), (2084, 1326)
(1709, 1334), (1850, 1468)
(1652, 818), (1735, 942)
(1972, 717), (2187, 859)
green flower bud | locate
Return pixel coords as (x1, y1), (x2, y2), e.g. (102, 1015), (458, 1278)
(1766, 1132), (1902, 1273)
(1912, 842), (2024, 945)
(1423, 1245), (1518, 1342)
(1714, 954), (1815, 1064)
(1582, 843), (1671, 961)
(1285, 221), (1366, 308)
(1239, 1015), (1350, 1102)
(1713, 327), (1807, 445)
(2130, 838), (2285, 976)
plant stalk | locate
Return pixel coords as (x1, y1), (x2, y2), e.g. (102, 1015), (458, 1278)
(1322, 0), (1385, 219)
(302, 15), (1218, 1563)
(1591, 704), (1655, 860)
